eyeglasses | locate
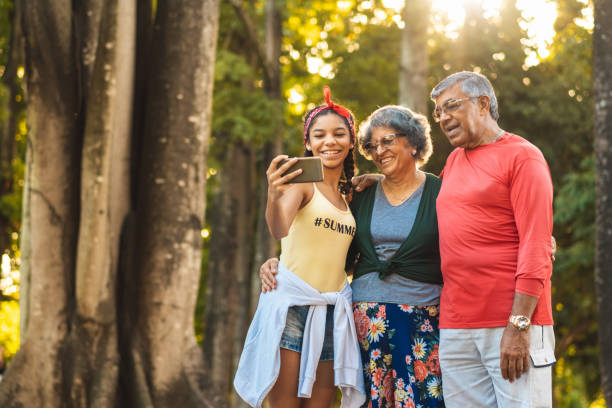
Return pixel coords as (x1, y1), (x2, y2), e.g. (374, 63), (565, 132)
(362, 134), (404, 157)
(432, 97), (475, 122)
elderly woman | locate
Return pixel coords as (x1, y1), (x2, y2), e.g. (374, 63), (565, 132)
(347, 105), (444, 408)
(260, 105), (445, 408)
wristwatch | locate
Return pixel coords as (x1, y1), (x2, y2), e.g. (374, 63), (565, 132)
(509, 315), (531, 331)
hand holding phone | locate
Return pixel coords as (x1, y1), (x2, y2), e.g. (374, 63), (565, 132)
(266, 155), (323, 201)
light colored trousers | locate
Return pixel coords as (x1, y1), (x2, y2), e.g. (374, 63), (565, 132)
(439, 325), (555, 408)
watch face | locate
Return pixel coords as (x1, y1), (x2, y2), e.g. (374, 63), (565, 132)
(517, 316), (530, 330)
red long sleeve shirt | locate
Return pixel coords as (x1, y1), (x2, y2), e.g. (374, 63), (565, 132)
(437, 133), (554, 328)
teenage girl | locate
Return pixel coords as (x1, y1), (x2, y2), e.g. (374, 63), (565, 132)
(266, 87), (357, 408)
(234, 86), (364, 408)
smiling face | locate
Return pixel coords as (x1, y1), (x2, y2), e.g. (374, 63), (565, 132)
(434, 83), (487, 149)
(306, 112), (353, 169)
(368, 126), (415, 177)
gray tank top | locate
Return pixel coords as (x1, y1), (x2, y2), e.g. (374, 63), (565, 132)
(351, 181), (441, 305)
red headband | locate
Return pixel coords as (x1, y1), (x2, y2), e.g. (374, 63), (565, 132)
(303, 86), (356, 146)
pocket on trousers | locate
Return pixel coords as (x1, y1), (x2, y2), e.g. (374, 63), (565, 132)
(530, 348), (556, 368)
(529, 348), (555, 408)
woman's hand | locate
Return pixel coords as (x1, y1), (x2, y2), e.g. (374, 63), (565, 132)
(260, 258), (279, 293)
(266, 155), (302, 199)
(351, 173), (384, 192)
(551, 236), (557, 262)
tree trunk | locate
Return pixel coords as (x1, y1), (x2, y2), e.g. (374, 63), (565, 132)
(250, 0), (283, 317)
(398, 0), (430, 113)
(75, 0), (104, 97)
(122, 0), (220, 406)
(65, 0), (135, 405)
(204, 141), (255, 406)
(129, 0), (153, 205)
(0, 0), (221, 406)
(594, 0), (612, 403)
(204, 2), (282, 405)
(0, 1), (81, 406)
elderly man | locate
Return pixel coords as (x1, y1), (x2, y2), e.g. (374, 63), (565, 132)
(431, 71), (555, 407)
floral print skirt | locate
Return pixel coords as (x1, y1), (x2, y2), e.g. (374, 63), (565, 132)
(352, 302), (445, 408)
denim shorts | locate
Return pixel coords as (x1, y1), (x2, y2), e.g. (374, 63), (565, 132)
(280, 305), (334, 361)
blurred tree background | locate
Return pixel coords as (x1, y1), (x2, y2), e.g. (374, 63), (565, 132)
(0, 0), (609, 407)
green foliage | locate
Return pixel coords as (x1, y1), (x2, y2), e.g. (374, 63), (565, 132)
(553, 155), (599, 404)
(518, 22), (593, 183)
(0, 103), (27, 257)
(0, 299), (19, 362)
(0, 0), (13, 68)
(0, 0), (21, 367)
(212, 49), (281, 150)
(210, 1), (283, 162)
(528, 5), (598, 402)
(0, 155), (25, 227)
(0, 0), (27, 255)
(555, 156), (595, 246)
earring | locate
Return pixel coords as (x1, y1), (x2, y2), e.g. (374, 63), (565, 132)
(412, 150), (417, 156)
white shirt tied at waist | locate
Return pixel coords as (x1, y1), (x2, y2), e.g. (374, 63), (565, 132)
(233, 261), (365, 408)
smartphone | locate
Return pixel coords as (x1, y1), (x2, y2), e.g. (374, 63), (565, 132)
(280, 156), (324, 183)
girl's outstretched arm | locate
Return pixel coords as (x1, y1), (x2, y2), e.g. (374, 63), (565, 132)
(265, 155), (310, 240)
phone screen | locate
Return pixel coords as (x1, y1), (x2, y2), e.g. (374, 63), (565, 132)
(280, 157), (324, 183)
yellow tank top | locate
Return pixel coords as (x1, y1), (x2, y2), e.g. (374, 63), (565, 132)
(280, 184), (356, 292)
